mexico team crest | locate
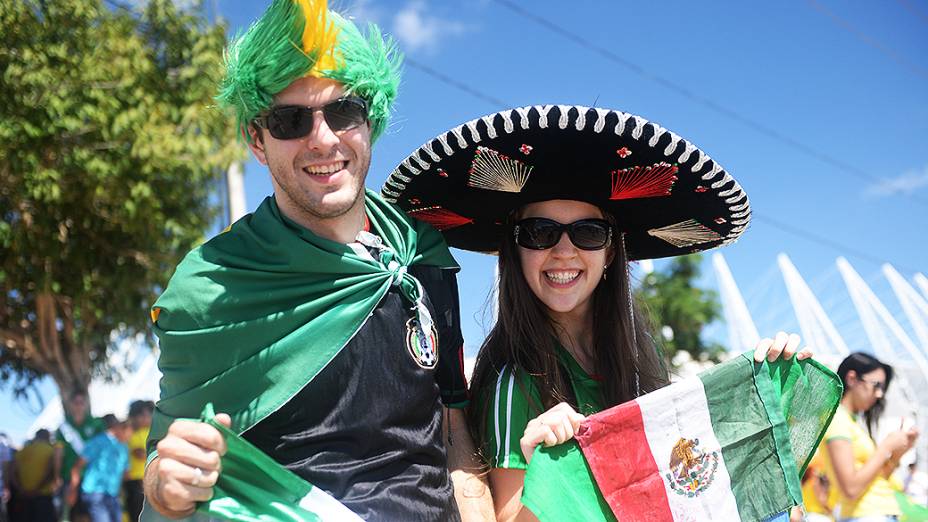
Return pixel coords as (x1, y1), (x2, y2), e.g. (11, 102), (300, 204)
(405, 317), (438, 369)
(666, 437), (720, 497)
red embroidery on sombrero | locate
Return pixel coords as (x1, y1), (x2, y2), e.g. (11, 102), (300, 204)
(610, 162), (679, 200)
(408, 206), (474, 231)
(694, 186), (708, 193)
(520, 144), (533, 155)
(714, 217), (727, 224)
(437, 169), (449, 178)
(616, 147), (632, 158)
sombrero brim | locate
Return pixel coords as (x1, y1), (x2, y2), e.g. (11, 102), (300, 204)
(382, 105), (750, 260)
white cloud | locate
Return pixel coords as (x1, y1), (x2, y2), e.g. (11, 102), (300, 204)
(865, 165), (928, 197)
(391, 0), (468, 54)
(342, 0), (384, 27)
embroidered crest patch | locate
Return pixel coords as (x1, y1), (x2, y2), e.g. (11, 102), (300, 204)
(405, 317), (439, 369)
(666, 437), (720, 497)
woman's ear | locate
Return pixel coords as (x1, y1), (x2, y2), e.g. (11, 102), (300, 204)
(846, 370), (858, 385)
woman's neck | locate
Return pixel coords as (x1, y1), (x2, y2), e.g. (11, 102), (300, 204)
(840, 394), (860, 415)
(550, 310), (595, 372)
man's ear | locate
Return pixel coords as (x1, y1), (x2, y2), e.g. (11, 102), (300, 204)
(245, 124), (269, 165)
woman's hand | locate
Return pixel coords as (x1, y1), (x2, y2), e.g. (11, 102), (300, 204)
(519, 402), (585, 465)
(753, 332), (812, 363)
(881, 426), (919, 457)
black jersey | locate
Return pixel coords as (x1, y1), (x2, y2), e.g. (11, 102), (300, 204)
(243, 264), (467, 521)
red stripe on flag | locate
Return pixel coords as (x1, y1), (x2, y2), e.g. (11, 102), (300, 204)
(575, 399), (674, 521)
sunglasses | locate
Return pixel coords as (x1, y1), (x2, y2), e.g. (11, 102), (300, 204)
(860, 378), (886, 392)
(513, 218), (613, 251)
(252, 96), (369, 140)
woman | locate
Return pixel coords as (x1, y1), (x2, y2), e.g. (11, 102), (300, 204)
(822, 352), (918, 521)
(383, 104), (810, 520)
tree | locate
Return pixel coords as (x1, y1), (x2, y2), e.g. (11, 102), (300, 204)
(635, 254), (725, 364)
(0, 0), (241, 402)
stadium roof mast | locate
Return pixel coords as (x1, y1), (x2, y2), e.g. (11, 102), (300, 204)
(712, 253), (760, 353)
(915, 273), (928, 302)
(837, 257), (928, 381)
(777, 253), (850, 358)
(884, 264), (928, 351)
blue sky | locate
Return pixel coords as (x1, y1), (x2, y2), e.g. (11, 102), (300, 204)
(2, 0), (926, 443)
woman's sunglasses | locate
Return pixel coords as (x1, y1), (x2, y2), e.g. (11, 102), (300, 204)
(513, 218), (613, 251)
(252, 96), (369, 140)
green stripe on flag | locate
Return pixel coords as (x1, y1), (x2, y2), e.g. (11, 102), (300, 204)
(696, 355), (795, 520)
(523, 441), (616, 522)
(197, 404), (361, 522)
(750, 355), (803, 512)
(762, 357), (843, 475)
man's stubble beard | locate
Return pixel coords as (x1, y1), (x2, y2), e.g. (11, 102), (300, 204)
(269, 151), (370, 221)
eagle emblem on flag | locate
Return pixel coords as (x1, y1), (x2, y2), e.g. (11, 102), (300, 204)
(666, 437), (720, 498)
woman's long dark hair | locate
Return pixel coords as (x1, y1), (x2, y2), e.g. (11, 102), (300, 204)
(836, 352), (894, 437)
(467, 208), (669, 457)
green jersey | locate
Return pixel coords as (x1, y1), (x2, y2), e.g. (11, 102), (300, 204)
(477, 346), (604, 470)
(56, 414), (106, 481)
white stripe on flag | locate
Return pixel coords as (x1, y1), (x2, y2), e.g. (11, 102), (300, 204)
(636, 376), (740, 521)
(298, 486), (364, 521)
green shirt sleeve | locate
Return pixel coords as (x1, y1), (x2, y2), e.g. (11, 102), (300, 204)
(479, 365), (542, 471)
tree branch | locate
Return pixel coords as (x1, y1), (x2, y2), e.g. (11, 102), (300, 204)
(0, 327), (52, 375)
(35, 291), (71, 385)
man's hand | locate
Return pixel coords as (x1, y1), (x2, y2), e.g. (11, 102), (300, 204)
(144, 414), (230, 519)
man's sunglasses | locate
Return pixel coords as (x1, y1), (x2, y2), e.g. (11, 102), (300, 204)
(513, 218), (613, 251)
(252, 96), (369, 140)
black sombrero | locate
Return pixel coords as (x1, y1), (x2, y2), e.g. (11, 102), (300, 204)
(382, 105), (750, 260)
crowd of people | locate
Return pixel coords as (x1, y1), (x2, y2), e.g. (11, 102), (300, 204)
(0, 395), (153, 522)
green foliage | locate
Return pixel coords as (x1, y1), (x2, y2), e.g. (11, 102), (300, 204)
(635, 255), (725, 365)
(0, 0), (241, 395)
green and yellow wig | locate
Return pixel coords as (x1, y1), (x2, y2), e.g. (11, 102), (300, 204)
(217, 0), (402, 143)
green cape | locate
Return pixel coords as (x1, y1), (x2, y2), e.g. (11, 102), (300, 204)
(148, 190), (457, 453)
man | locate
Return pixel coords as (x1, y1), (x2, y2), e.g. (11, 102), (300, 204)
(55, 389), (104, 520)
(68, 415), (130, 522)
(126, 401), (153, 522)
(143, 1), (492, 520)
(9, 429), (60, 522)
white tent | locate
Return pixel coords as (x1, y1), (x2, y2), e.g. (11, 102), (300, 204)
(26, 347), (160, 437)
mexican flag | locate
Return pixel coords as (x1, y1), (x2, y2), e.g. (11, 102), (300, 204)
(522, 355), (842, 522)
(142, 404), (362, 522)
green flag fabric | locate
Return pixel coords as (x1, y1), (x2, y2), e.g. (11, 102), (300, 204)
(522, 355), (842, 522)
(897, 491), (928, 522)
(197, 404), (361, 522)
(148, 190), (457, 452)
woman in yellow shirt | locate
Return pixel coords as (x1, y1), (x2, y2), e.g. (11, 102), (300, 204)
(823, 352), (918, 521)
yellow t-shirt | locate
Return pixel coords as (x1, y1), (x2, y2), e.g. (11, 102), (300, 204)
(14, 440), (56, 496)
(128, 426), (150, 480)
(802, 448), (835, 516)
(822, 405), (900, 518)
